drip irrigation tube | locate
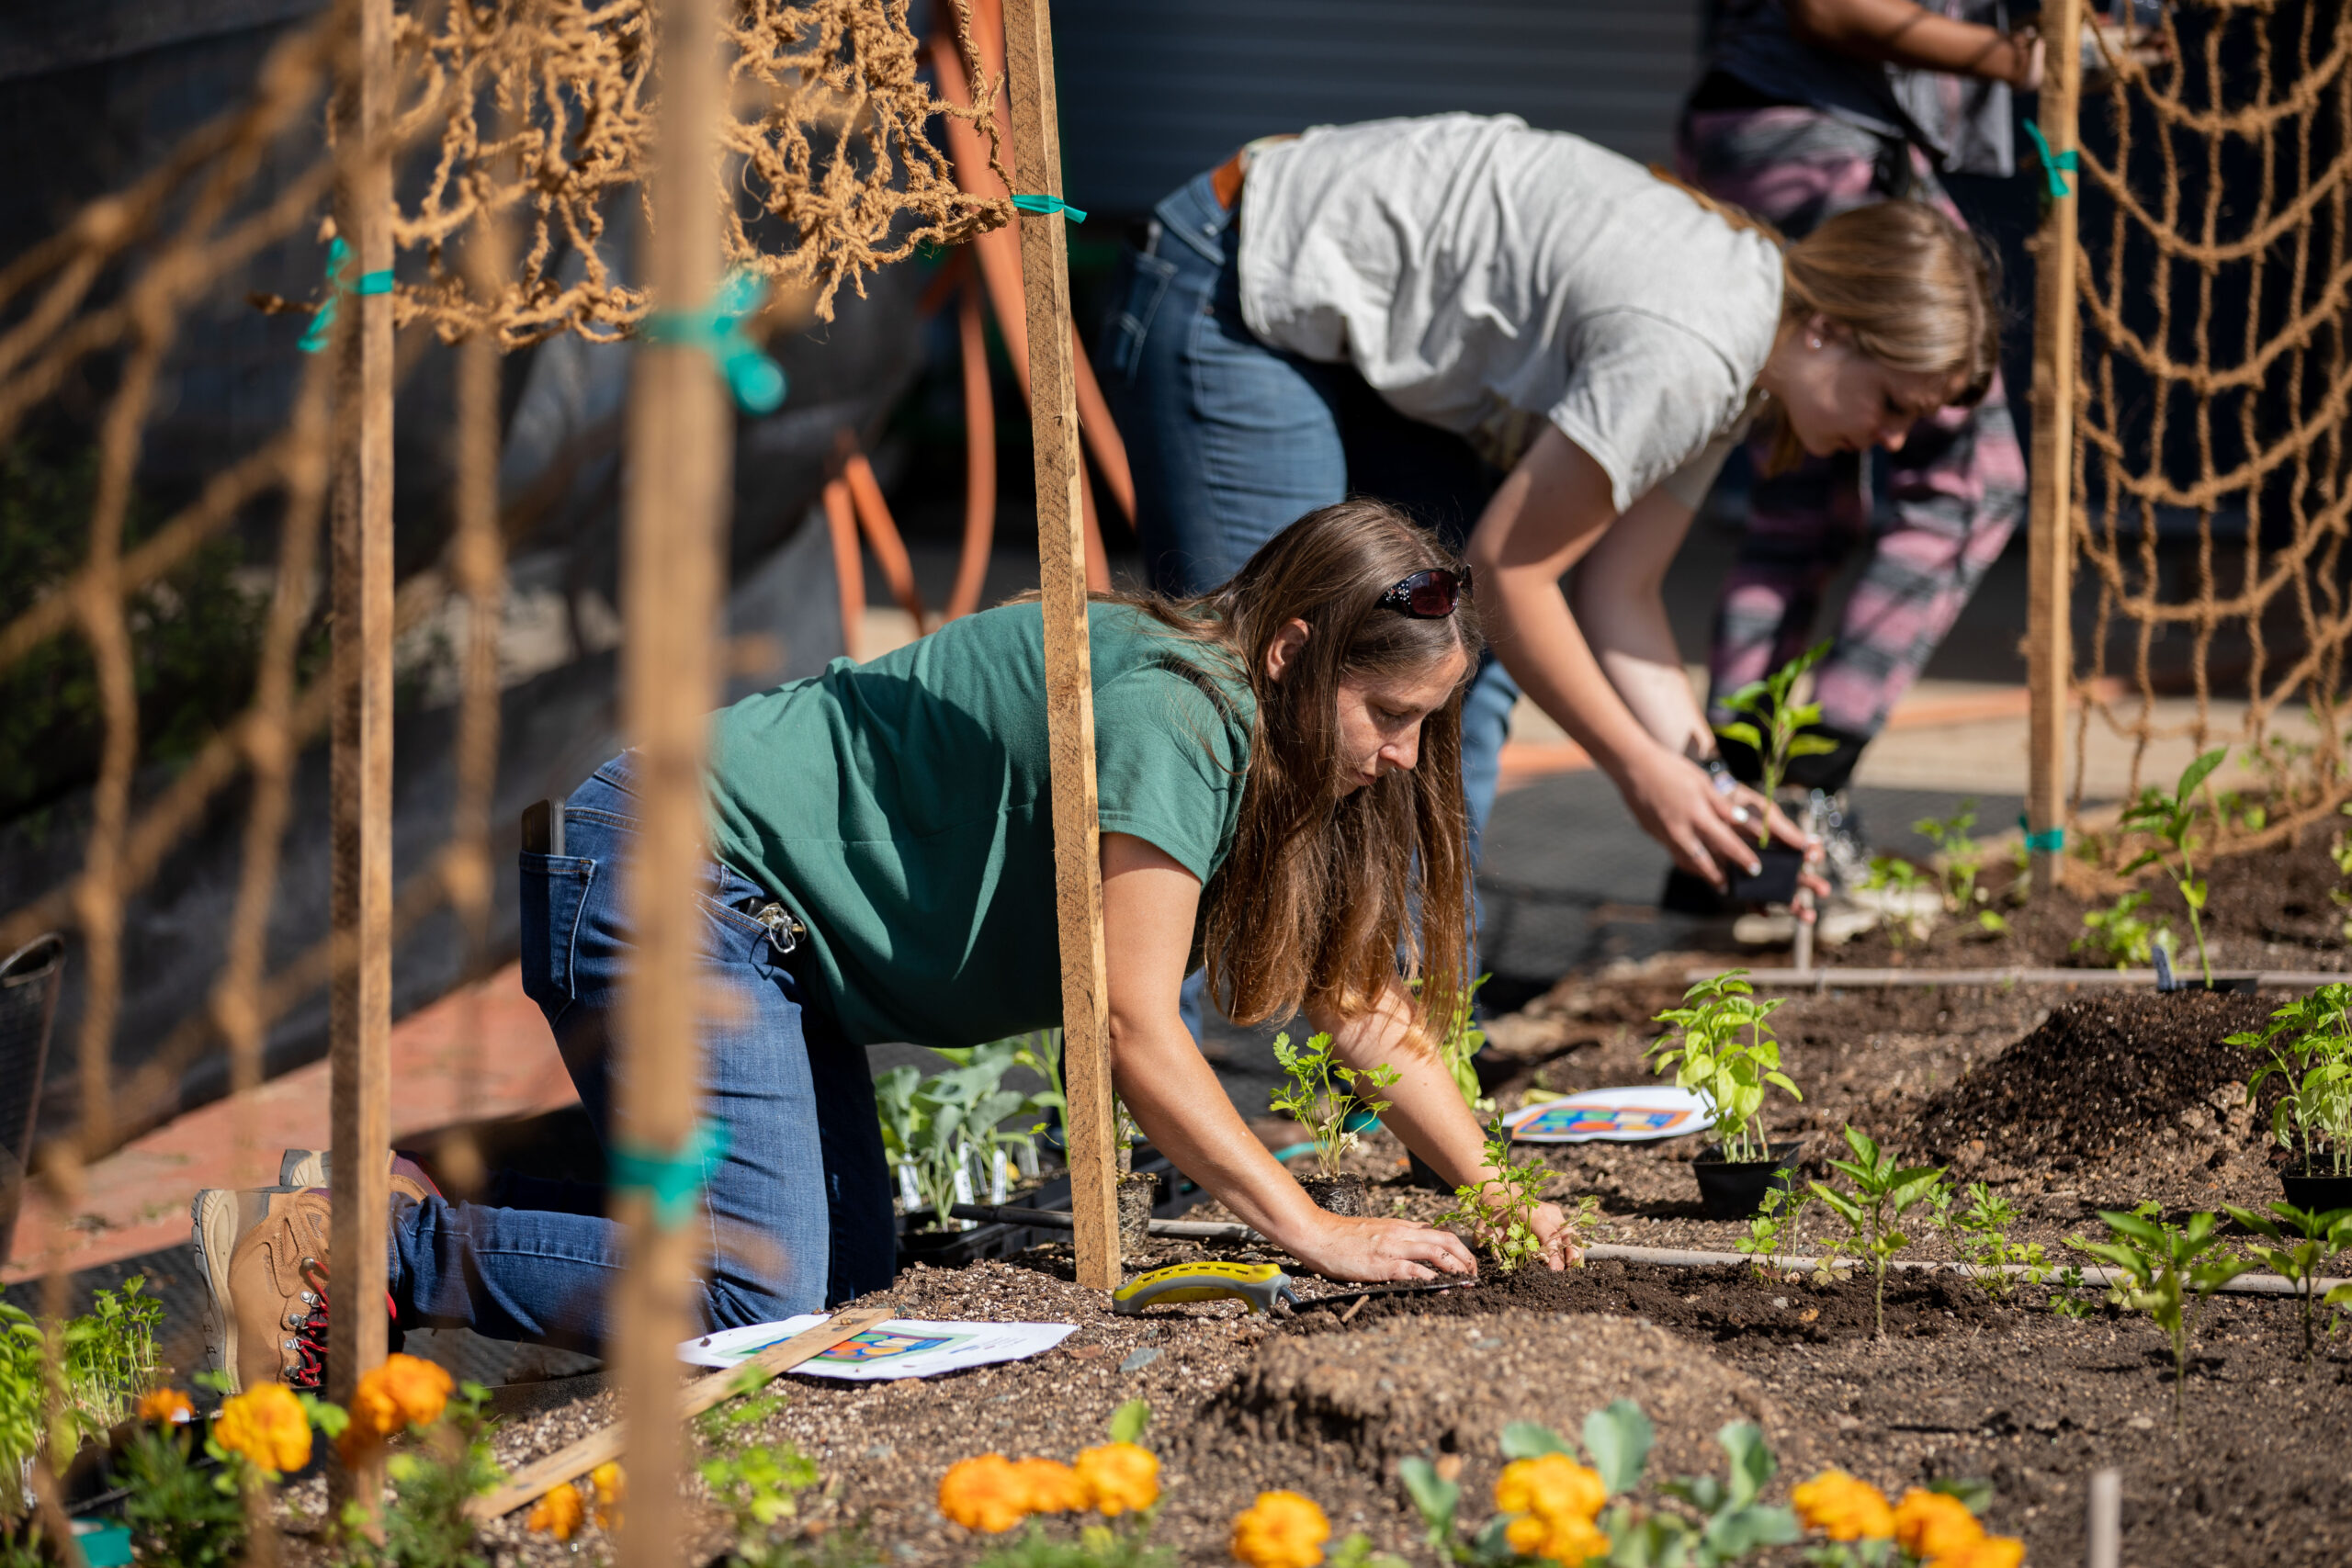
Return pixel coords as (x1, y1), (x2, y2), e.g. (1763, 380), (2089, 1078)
(1583, 1243), (2344, 1298)
(1696, 966), (2345, 990)
(949, 1202), (1260, 1242)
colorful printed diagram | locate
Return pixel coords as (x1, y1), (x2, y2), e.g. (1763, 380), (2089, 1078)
(680, 1314), (1078, 1381)
(1501, 1087), (1709, 1144)
(816, 1329), (960, 1364)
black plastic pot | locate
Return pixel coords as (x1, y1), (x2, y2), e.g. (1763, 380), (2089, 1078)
(896, 1147), (1200, 1269)
(2280, 1169), (2352, 1214)
(1300, 1174), (1369, 1216)
(1725, 844), (1804, 905)
(1406, 1151), (1453, 1192)
(1690, 1141), (1805, 1221)
(0, 934), (65, 1262)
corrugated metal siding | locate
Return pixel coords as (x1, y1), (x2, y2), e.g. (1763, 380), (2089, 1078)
(1053, 0), (1707, 218)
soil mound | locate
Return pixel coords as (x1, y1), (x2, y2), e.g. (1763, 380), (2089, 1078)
(1199, 1311), (1812, 1489)
(1908, 991), (2274, 1165)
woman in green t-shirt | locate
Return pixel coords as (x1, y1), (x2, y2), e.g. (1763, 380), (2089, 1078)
(205, 501), (1568, 1391)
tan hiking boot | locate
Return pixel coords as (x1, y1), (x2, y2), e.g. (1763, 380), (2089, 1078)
(192, 1185), (291, 1393)
(278, 1147), (442, 1203)
(223, 1189), (334, 1393)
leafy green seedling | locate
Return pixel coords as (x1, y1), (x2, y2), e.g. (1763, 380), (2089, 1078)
(2068, 1205), (2253, 1427)
(1811, 1127), (1946, 1339)
(2221, 1202), (2352, 1364)
(1436, 1117), (1596, 1272)
(700, 1444), (822, 1538)
(2075, 889), (2171, 968)
(1268, 1032), (1402, 1182)
(2117, 745), (2229, 985)
(1713, 641), (1838, 846)
(1735, 1185), (1819, 1281)
(1649, 970), (1803, 1165)
(1862, 856), (1932, 946)
(1933, 1180), (2049, 1301)
(2048, 1263), (2100, 1320)
(2226, 982), (2352, 1179)
(1913, 801), (1988, 913)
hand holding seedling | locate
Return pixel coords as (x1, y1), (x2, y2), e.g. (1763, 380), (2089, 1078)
(1713, 641), (1840, 848)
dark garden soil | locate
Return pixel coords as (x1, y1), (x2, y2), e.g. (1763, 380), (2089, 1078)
(288, 931), (2352, 1566)
(1822, 821), (2352, 975)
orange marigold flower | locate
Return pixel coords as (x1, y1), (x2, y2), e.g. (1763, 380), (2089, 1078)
(940, 1454), (1032, 1534)
(349, 1353), (454, 1439)
(1928, 1535), (2026, 1568)
(1893, 1490), (1984, 1562)
(1230, 1490), (1330, 1568)
(1503, 1510), (1611, 1566)
(213, 1383), (311, 1476)
(1074, 1441), (1160, 1517)
(1012, 1457), (1086, 1515)
(526, 1483), (585, 1541)
(1494, 1454), (1608, 1523)
(1792, 1470), (1896, 1541)
(137, 1388), (194, 1425)
(591, 1460), (626, 1529)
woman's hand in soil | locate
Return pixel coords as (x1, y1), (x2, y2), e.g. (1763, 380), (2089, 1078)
(1283, 1213), (1479, 1283)
(1526, 1201), (1578, 1269)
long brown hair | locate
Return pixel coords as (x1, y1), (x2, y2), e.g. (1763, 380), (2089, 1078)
(1115, 499), (1483, 1046)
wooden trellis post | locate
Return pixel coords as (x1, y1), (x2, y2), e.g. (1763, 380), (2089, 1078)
(2026, 0), (2085, 893)
(999, 0), (1120, 1292)
(327, 0), (396, 1511)
(611, 0), (728, 1557)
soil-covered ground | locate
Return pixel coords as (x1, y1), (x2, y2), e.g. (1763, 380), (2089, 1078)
(291, 974), (2352, 1567)
(1822, 821), (2351, 975)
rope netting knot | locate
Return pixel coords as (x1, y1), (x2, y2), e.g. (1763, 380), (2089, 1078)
(2067, 0), (2352, 861)
(367, 0), (1012, 345)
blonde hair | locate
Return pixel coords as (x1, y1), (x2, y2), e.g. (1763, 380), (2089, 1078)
(1651, 170), (2003, 471)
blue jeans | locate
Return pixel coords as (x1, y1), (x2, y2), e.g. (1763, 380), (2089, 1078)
(1101, 170), (1520, 1030)
(386, 755), (895, 1349)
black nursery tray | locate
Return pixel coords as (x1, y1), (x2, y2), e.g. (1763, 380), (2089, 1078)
(896, 1146), (1202, 1268)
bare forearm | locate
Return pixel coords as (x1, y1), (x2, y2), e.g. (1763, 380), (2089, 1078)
(1570, 581), (1712, 758)
(1109, 1017), (1324, 1244)
(1317, 997), (1494, 1191)
(1788, 0), (2034, 83)
(1488, 567), (1675, 788)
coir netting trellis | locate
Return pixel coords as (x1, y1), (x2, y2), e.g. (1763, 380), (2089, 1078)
(2069, 0), (2352, 849)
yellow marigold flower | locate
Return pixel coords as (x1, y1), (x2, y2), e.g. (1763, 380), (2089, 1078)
(1503, 1510), (1611, 1566)
(1893, 1490), (1984, 1562)
(591, 1460), (626, 1529)
(1928, 1535), (2025, 1568)
(349, 1353), (454, 1439)
(1792, 1470), (1896, 1541)
(526, 1483), (585, 1541)
(213, 1382), (311, 1476)
(1229, 1490), (1331, 1568)
(137, 1387), (193, 1425)
(1074, 1441), (1160, 1517)
(941, 1454), (1032, 1533)
(1012, 1457), (1086, 1515)
(1494, 1454), (1608, 1523)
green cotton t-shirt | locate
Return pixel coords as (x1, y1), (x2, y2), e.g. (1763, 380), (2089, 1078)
(704, 601), (1256, 1047)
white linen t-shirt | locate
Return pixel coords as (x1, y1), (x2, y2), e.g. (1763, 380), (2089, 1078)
(1237, 114), (1785, 514)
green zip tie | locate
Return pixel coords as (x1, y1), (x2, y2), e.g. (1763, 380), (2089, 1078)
(2021, 119), (2079, 202)
(610, 1119), (732, 1231)
(298, 237), (394, 355)
(1010, 192), (1087, 223)
(642, 269), (789, 414)
(2018, 814), (2065, 854)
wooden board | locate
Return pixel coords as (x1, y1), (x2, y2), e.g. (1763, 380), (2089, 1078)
(468, 1308), (896, 1520)
(999, 0), (1120, 1292)
(2025, 0), (2085, 892)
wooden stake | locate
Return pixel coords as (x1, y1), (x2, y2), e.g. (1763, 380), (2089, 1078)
(2026, 0), (2084, 896)
(612, 0), (728, 1558)
(327, 0), (395, 1514)
(999, 0), (1119, 1292)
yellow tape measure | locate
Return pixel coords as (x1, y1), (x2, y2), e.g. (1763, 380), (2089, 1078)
(1112, 1260), (1297, 1315)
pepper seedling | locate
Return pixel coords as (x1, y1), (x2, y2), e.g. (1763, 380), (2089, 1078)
(2067, 1204), (2253, 1428)
(2117, 745), (2230, 986)
(1648, 970), (1803, 1165)
(2220, 1201), (2352, 1365)
(1810, 1126), (1945, 1340)
(2226, 981), (2352, 1179)
(1712, 641), (1839, 846)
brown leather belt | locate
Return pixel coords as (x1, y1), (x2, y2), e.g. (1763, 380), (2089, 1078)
(1210, 147), (1249, 211)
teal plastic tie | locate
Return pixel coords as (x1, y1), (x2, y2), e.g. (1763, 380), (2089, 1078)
(610, 1119), (732, 1231)
(1010, 192), (1087, 223)
(298, 237), (394, 355)
(2018, 813), (2065, 854)
(642, 269), (789, 414)
(2021, 119), (2079, 202)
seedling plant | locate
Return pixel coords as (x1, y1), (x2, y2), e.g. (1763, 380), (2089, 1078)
(1736, 1186), (1824, 1282)
(876, 1040), (1057, 1230)
(2075, 890), (2171, 968)
(0, 1274), (167, 1508)
(1416, 971), (1497, 1116)
(1435, 1117), (1599, 1272)
(2116, 745), (2229, 985)
(2067, 1203), (2253, 1427)
(1267, 1031), (1401, 1182)
(1860, 856), (1932, 946)
(1713, 641), (1839, 845)
(2220, 1201), (2352, 1364)
(1649, 970), (1803, 1165)
(2226, 981), (2352, 1178)
(1811, 1127), (1945, 1338)
(1930, 1180), (2049, 1301)
(1912, 801), (2011, 935)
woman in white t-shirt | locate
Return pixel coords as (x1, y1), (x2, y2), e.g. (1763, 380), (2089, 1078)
(1101, 112), (2000, 897)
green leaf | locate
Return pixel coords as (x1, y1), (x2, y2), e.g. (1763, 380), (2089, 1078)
(1787, 735), (1841, 759)
(1926, 1477), (1996, 1514)
(1498, 1420), (1570, 1460)
(1107, 1398), (1151, 1445)
(1713, 721), (1762, 750)
(1702, 1504), (1803, 1558)
(2178, 747), (2229, 805)
(1582, 1399), (1654, 1496)
(1396, 1458), (1459, 1540)
(1715, 1421), (1777, 1508)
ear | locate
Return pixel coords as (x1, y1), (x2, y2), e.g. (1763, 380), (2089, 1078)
(1263, 618), (1312, 683)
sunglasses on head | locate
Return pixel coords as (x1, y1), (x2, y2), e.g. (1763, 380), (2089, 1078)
(1378, 567), (1471, 618)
